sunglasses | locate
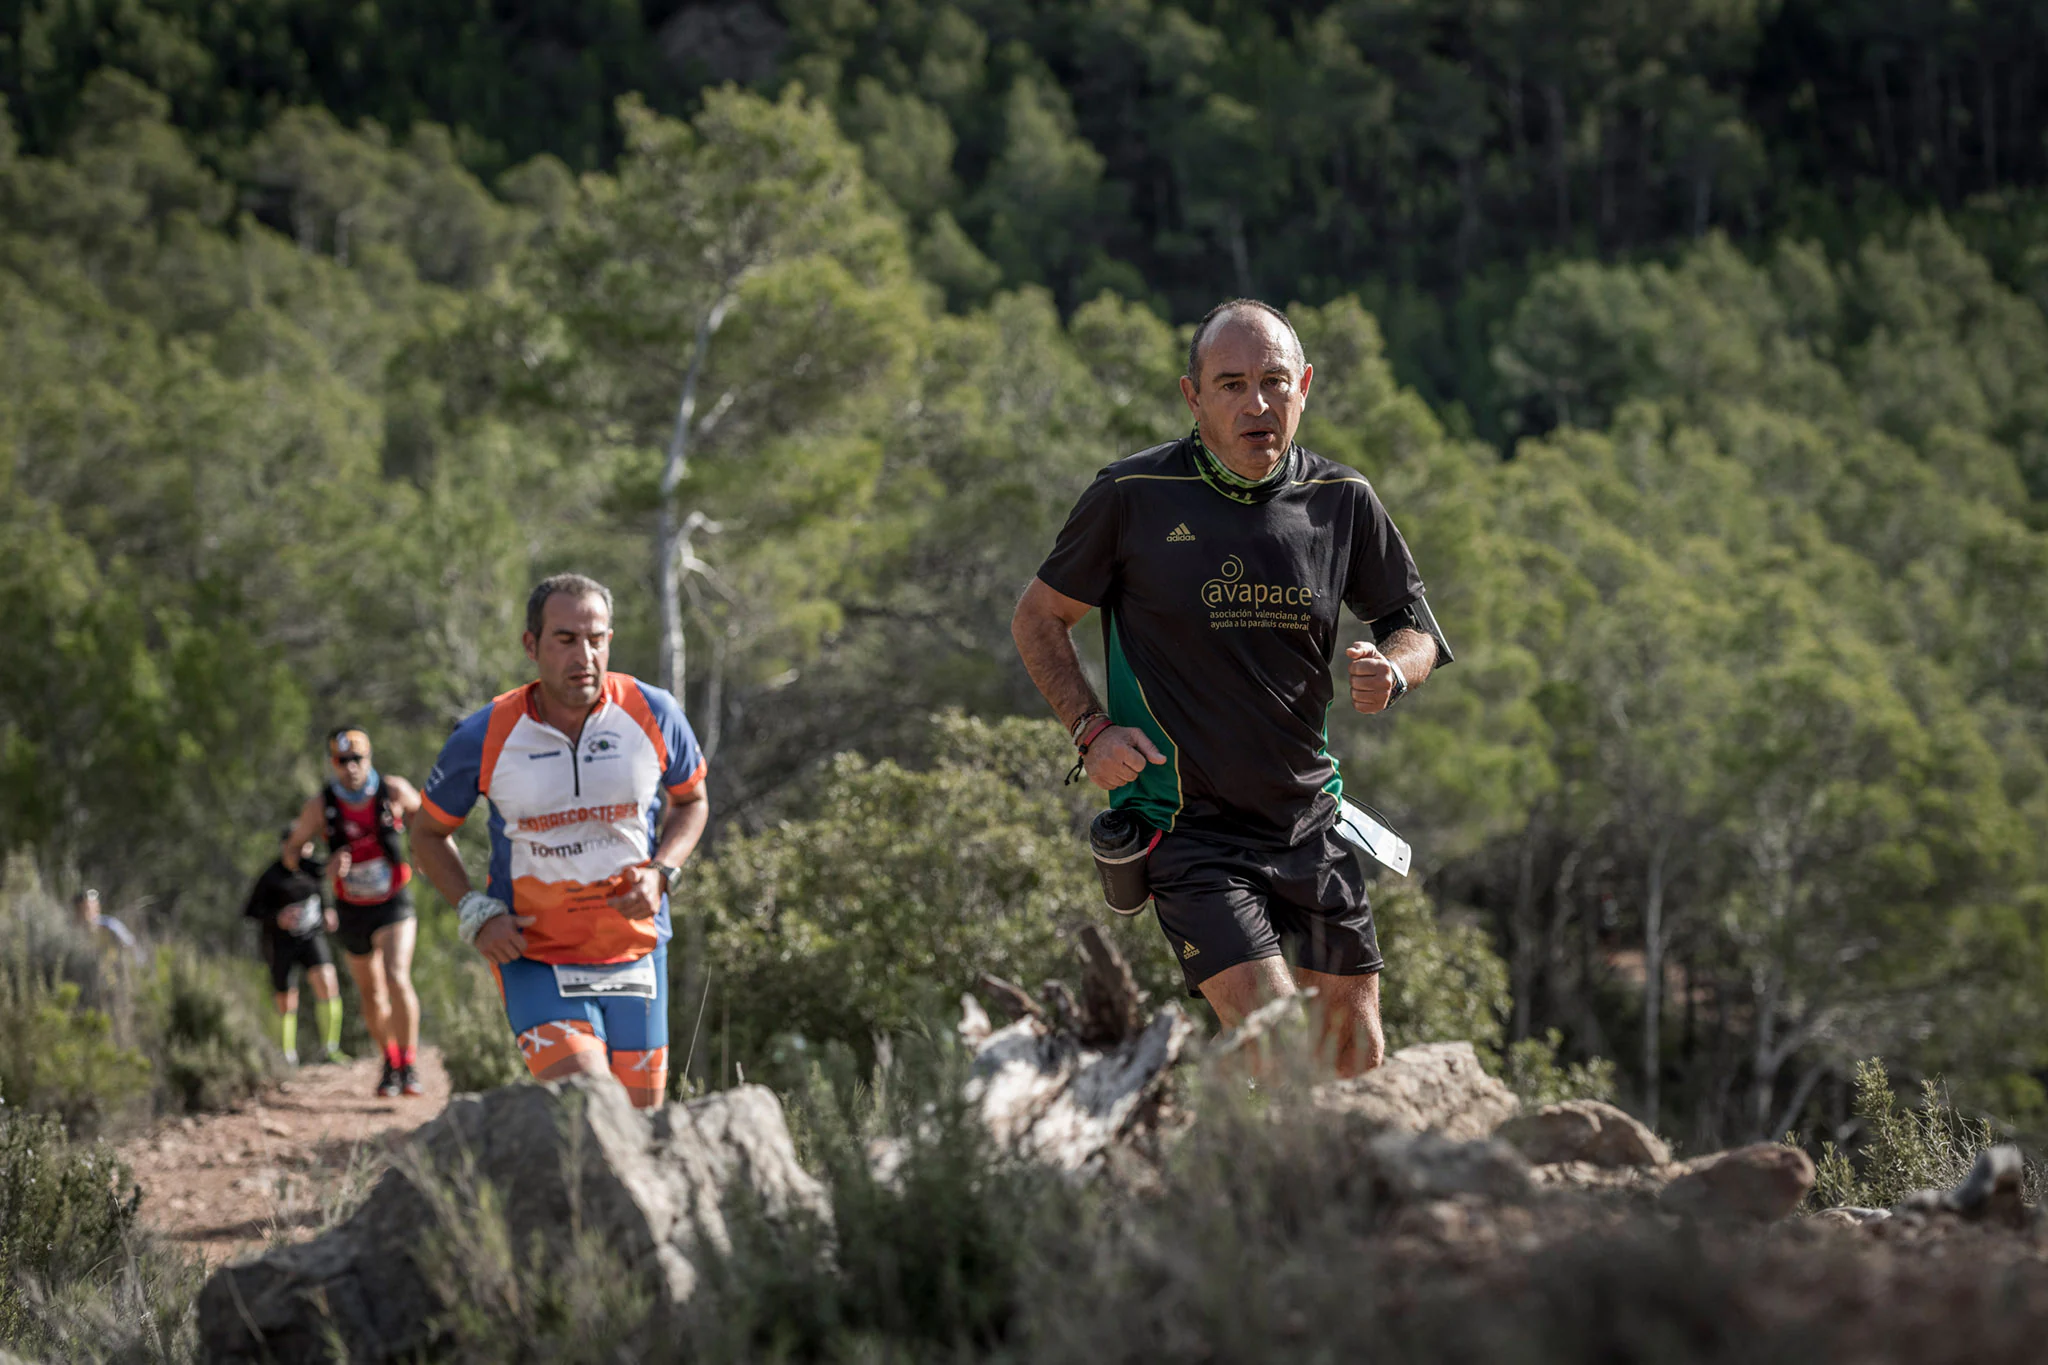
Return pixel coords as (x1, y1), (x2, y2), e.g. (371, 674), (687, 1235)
(333, 753), (367, 765)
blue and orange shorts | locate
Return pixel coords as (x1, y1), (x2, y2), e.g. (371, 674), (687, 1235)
(494, 946), (669, 1108)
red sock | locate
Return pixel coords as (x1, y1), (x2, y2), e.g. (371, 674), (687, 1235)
(385, 1042), (402, 1068)
(401, 1045), (417, 1067)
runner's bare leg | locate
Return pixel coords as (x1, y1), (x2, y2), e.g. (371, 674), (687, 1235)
(345, 949), (391, 1052)
(1294, 967), (1385, 1078)
(373, 918), (420, 1053)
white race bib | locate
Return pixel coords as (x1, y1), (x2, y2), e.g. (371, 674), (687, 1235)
(1335, 799), (1413, 877)
(552, 958), (659, 1000)
(341, 856), (394, 901)
(279, 895), (324, 935)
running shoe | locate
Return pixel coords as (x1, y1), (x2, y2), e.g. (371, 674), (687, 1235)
(281, 1048), (299, 1068)
(399, 1063), (423, 1097)
(320, 1046), (350, 1065)
(376, 1059), (401, 1098)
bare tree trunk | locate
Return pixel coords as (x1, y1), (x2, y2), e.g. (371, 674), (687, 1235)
(1981, 56), (1998, 189)
(1511, 823), (1540, 1040)
(1226, 207), (1253, 298)
(1750, 967), (1779, 1139)
(1455, 156), (1480, 278)
(1596, 112), (1615, 247)
(1545, 82), (1571, 242)
(1771, 1060), (1827, 1140)
(1507, 61), (1525, 164)
(1641, 827), (1671, 1129)
(657, 299), (731, 699)
(1870, 56), (1897, 182)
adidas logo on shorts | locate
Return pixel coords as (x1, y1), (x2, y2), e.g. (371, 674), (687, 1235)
(1181, 940), (1200, 959)
(1166, 523), (1196, 542)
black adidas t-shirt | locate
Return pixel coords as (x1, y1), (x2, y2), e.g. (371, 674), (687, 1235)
(1037, 436), (1428, 850)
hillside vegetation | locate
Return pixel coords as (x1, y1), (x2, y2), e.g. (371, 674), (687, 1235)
(3, 0), (2048, 1165)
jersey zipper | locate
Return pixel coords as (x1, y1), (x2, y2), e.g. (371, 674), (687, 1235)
(569, 742), (581, 797)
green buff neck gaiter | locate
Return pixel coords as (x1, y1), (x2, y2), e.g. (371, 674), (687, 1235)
(1191, 428), (1296, 505)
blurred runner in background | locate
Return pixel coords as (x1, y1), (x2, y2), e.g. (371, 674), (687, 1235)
(72, 888), (140, 960)
(243, 828), (345, 1065)
(284, 728), (425, 1097)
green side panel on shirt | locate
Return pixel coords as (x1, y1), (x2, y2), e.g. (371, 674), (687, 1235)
(1319, 702), (1345, 802)
(1105, 610), (1184, 833)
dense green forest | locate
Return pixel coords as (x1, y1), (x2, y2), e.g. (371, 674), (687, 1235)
(5, 0), (2048, 1153)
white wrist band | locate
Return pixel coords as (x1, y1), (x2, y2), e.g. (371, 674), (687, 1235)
(456, 890), (510, 944)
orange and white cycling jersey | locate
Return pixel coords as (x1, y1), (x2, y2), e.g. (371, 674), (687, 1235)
(421, 674), (705, 965)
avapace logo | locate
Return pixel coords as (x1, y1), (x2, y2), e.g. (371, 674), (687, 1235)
(1200, 556), (1314, 609)
(1199, 556), (1315, 630)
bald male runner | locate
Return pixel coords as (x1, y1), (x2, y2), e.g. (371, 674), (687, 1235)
(1012, 298), (1453, 1077)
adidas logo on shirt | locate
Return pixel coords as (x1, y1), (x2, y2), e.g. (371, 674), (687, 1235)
(1166, 523), (1197, 542)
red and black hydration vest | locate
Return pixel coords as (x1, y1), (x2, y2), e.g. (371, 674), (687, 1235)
(322, 782), (412, 905)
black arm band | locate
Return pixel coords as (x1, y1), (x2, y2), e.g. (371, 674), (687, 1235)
(1369, 595), (1454, 668)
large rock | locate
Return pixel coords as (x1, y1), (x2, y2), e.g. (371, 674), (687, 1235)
(1497, 1100), (1670, 1168)
(1363, 1130), (1534, 1204)
(197, 1078), (825, 1364)
(1313, 1041), (1520, 1140)
(1658, 1143), (1815, 1223)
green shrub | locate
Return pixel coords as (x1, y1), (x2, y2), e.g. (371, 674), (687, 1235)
(1375, 884), (1511, 1052)
(1809, 1057), (2021, 1210)
(1503, 1029), (1621, 1108)
(0, 869), (275, 1129)
(416, 937), (527, 1094)
(693, 1037), (1077, 1363)
(0, 1110), (204, 1362)
(1375, 887), (1616, 1106)
(0, 974), (152, 1136)
(695, 714), (1166, 1086)
(137, 946), (273, 1116)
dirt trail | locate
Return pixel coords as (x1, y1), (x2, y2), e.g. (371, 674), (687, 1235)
(117, 1048), (452, 1265)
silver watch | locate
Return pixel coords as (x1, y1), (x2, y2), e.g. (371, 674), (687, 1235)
(648, 861), (684, 894)
(1385, 660), (1410, 706)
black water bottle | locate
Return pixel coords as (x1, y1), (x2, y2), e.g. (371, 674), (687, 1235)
(1089, 808), (1158, 916)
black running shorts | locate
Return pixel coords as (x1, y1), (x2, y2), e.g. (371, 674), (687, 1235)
(265, 926), (334, 993)
(1148, 827), (1383, 997)
(333, 891), (415, 958)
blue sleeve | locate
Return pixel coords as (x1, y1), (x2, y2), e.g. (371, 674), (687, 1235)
(637, 682), (707, 796)
(422, 705), (491, 825)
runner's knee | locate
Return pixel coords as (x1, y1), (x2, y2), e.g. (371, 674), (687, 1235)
(516, 1018), (607, 1082)
(609, 1047), (668, 1109)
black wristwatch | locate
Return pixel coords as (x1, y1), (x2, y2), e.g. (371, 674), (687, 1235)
(648, 861), (684, 894)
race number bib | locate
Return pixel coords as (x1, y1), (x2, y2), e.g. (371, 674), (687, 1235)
(1334, 799), (1413, 877)
(552, 958), (659, 1000)
(278, 895), (324, 935)
(340, 855), (395, 902)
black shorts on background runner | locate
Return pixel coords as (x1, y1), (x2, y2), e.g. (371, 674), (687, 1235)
(334, 891), (414, 957)
(1149, 827), (1382, 997)
(265, 926), (334, 993)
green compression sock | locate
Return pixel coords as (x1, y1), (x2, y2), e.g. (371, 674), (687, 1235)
(278, 1010), (298, 1057)
(317, 997), (343, 1051)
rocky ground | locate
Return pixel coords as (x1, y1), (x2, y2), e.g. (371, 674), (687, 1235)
(117, 1048), (450, 1264)
(184, 935), (2048, 1363)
